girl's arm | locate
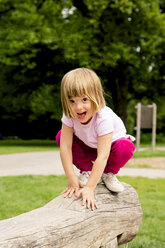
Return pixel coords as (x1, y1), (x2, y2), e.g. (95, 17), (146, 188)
(86, 132), (113, 188)
(60, 123), (80, 198)
(76, 132), (113, 210)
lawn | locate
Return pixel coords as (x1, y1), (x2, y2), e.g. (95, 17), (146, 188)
(0, 139), (58, 154)
(119, 177), (165, 248)
(133, 149), (165, 158)
(0, 175), (67, 220)
(0, 139), (164, 247)
(0, 175), (164, 248)
(0, 145), (58, 154)
(0, 139), (164, 157)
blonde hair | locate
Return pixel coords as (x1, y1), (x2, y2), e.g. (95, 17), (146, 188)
(61, 68), (106, 118)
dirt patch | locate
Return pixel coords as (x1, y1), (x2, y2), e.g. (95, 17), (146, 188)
(127, 157), (165, 169)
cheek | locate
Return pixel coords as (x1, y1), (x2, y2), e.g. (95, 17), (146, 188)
(90, 104), (96, 116)
(69, 103), (74, 110)
(70, 106), (76, 116)
(68, 105), (75, 116)
(88, 102), (94, 111)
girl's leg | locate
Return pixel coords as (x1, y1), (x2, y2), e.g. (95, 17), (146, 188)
(104, 138), (135, 174)
(56, 130), (97, 172)
(102, 138), (135, 192)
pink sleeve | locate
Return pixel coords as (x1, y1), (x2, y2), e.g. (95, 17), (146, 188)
(96, 115), (114, 137)
(61, 114), (73, 128)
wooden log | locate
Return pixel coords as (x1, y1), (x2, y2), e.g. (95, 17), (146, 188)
(0, 183), (142, 248)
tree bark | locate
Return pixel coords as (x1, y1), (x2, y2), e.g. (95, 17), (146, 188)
(109, 63), (130, 126)
(0, 183), (142, 248)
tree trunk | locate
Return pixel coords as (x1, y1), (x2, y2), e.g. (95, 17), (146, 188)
(0, 183), (142, 248)
(110, 64), (129, 126)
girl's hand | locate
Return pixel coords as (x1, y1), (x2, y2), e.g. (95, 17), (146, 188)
(75, 186), (98, 211)
(62, 175), (81, 198)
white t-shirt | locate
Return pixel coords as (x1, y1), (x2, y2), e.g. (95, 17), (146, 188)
(62, 106), (135, 148)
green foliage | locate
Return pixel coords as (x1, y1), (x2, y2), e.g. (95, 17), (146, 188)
(0, 0), (73, 125)
(0, 0), (165, 136)
(140, 132), (165, 144)
(68, 0), (165, 126)
(30, 84), (62, 121)
(0, 0), (65, 66)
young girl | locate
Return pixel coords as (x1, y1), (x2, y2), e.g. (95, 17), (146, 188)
(56, 68), (135, 210)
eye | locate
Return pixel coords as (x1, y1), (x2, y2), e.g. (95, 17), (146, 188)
(82, 97), (88, 102)
(69, 99), (75, 104)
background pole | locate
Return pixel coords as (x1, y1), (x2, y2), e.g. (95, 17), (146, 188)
(152, 103), (157, 151)
(136, 103), (141, 152)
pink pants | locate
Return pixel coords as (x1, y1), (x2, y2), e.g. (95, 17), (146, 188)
(56, 130), (135, 174)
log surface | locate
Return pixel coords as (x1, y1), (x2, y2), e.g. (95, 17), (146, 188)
(0, 183), (142, 248)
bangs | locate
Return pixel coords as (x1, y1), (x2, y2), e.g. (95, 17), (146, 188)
(65, 80), (88, 99)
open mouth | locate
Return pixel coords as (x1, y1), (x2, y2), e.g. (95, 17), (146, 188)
(77, 112), (87, 119)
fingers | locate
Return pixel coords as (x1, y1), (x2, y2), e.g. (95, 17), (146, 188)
(75, 189), (81, 199)
(94, 201), (98, 209)
(67, 188), (75, 198)
(84, 198), (98, 211)
(79, 182), (84, 188)
(62, 187), (98, 211)
(82, 195), (87, 207)
(80, 191), (98, 211)
(62, 187), (77, 198)
(64, 189), (72, 198)
(61, 188), (68, 194)
(91, 200), (95, 211)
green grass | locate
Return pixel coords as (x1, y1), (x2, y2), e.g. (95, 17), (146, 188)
(0, 140), (58, 154)
(0, 140), (165, 157)
(0, 139), (57, 146)
(133, 149), (165, 158)
(0, 175), (67, 220)
(126, 163), (151, 169)
(0, 176), (164, 247)
(119, 177), (165, 248)
(0, 147), (164, 157)
(0, 146), (58, 154)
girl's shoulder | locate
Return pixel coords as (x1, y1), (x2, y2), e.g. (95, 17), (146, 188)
(97, 106), (114, 119)
(95, 106), (114, 127)
(62, 113), (73, 128)
(95, 106), (114, 136)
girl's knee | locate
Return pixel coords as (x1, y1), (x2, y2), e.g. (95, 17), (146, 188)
(105, 139), (135, 174)
(112, 138), (135, 159)
(56, 130), (61, 147)
(120, 140), (135, 160)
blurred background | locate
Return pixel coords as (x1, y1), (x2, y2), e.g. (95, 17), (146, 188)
(0, 0), (164, 141)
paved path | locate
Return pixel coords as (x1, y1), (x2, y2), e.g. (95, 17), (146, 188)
(0, 151), (165, 178)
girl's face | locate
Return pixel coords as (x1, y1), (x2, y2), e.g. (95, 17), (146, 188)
(69, 96), (94, 124)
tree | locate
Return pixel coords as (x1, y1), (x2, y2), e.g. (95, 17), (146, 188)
(0, 0), (164, 137)
(0, 0), (77, 137)
(61, 0), (165, 130)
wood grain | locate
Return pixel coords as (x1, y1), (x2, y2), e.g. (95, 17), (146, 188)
(0, 183), (142, 248)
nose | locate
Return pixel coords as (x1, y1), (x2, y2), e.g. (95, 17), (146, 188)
(76, 101), (83, 111)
